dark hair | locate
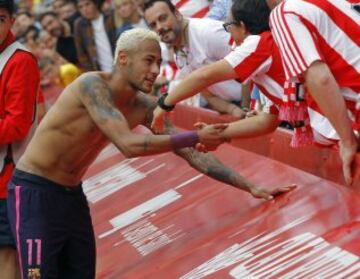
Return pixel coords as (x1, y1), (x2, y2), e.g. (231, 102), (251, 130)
(38, 11), (58, 23)
(231, 0), (271, 35)
(16, 10), (32, 18)
(144, 0), (176, 13)
(76, 0), (101, 10)
(0, 0), (15, 15)
(23, 25), (40, 41)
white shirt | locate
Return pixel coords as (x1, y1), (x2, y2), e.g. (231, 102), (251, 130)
(92, 14), (114, 72)
(176, 18), (242, 101)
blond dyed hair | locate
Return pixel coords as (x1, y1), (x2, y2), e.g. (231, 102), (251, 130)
(113, 28), (160, 65)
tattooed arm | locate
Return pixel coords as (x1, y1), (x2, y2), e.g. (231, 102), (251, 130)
(78, 73), (181, 158)
(141, 95), (293, 199)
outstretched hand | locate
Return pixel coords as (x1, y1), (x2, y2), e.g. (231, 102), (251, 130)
(151, 106), (168, 134)
(339, 139), (360, 186)
(250, 184), (297, 200)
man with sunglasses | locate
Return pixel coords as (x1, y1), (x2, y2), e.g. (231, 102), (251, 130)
(143, 0), (251, 119)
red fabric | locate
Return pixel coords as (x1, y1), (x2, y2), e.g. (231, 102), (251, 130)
(0, 162), (14, 198)
(0, 31), (40, 198)
(38, 88), (45, 104)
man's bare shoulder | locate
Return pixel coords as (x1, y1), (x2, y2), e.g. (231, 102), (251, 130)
(134, 93), (158, 128)
(74, 72), (108, 96)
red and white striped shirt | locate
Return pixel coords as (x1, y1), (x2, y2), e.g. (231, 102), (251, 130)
(224, 32), (284, 113)
(172, 0), (210, 18)
(269, 0), (360, 104)
(225, 31), (339, 143)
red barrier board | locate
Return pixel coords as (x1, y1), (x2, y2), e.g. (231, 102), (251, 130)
(79, 106), (360, 278)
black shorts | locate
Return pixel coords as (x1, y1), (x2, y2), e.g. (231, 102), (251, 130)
(0, 198), (16, 248)
(7, 169), (96, 279)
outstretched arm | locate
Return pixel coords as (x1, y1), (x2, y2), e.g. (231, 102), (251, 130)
(305, 62), (359, 185)
(143, 99), (294, 199)
(78, 74), (224, 158)
(166, 118), (292, 199)
(152, 60), (238, 132)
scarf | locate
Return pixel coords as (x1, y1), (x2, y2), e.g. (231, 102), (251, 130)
(279, 81), (314, 148)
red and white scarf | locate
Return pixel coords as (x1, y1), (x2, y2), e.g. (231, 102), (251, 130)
(279, 81), (314, 148)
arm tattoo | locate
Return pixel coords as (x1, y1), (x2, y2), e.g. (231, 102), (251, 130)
(80, 75), (124, 123)
(162, 117), (253, 191)
(137, 95), (253, 191)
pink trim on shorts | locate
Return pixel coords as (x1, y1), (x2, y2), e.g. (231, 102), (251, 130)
(15, 186), (24, 279)
(35, 239), (42, 265)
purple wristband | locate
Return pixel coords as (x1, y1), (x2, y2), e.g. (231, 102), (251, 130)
(170, 131), (200, 149)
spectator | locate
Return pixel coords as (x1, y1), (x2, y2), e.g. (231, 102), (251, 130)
(59, 0), (81, 32)
(38, 29), (57, 51)
(52, 0), (66, 14)
(135, 0), (145, 13)
(39, 54), (81, 88)
(0, 0), (40, 278)
(150, 0), (336, 150)
(74, 0), (116, 71)
(39, 11), (79, 65)
(144, 0), (250, 117)
(268, 0), (360, 185)
(113, 0), (147, 38)
(13, 10), (40, 38)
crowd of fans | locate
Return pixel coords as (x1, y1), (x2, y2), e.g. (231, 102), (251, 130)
(9, 0), (360, 178)
(12, 0), (257, 119)
(8, 0), (356, 179)
(1, 0), (359, 277)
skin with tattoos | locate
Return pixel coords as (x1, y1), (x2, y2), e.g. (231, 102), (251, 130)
(17, 33), (291, 199)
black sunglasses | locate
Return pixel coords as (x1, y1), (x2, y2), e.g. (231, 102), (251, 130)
(223, 21), (239, 32)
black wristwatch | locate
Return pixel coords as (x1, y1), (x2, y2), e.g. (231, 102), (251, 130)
(158, 93), (175, 112)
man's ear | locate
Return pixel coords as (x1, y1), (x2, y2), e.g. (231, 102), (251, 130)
(174, 10), (182, 21)
(117, 50), (129, 65)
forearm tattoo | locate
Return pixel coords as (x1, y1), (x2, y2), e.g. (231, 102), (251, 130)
(138, 96), (251, 190)
(162, 116), (250, 190)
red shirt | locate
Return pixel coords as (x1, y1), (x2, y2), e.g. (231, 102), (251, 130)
(0, 32), (40, 198)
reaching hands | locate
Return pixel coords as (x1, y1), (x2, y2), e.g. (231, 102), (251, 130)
(193, 122), (229, 152)
(195, 123), (228, 151)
